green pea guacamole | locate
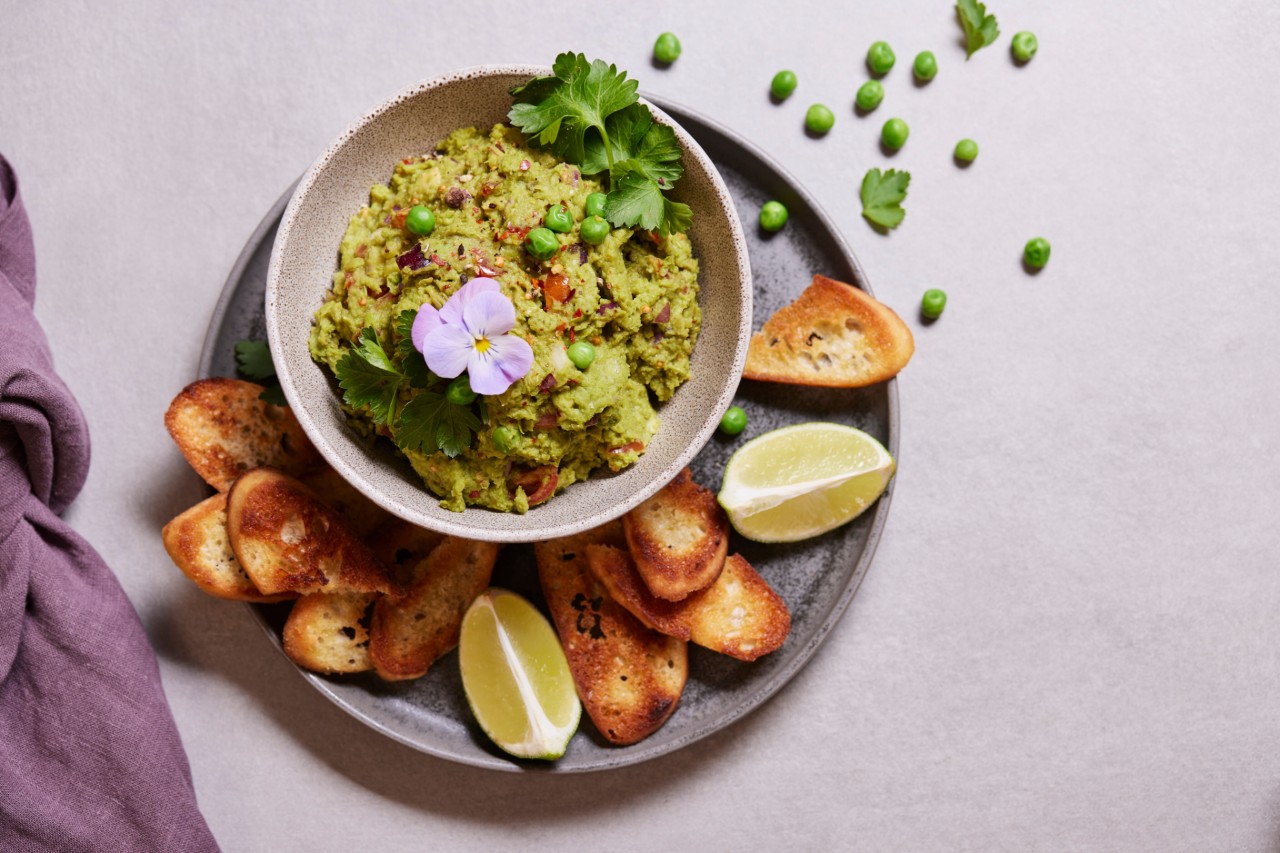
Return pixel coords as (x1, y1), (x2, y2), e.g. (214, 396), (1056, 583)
(309, 124), (701, 513)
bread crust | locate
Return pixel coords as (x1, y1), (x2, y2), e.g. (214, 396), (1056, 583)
(282, 592), (376, 674)
(623, 468), (728, 601)
(164, 377), (321, 491)
(161, 492), (295, 603)
(743, 274), (914, 387)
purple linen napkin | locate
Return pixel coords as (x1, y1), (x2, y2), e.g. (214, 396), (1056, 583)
(0, 155), (219, 851)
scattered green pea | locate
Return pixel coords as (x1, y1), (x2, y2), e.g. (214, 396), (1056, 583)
(855, 80), (884, 112)
(580, 215), (610, 245)
(867, 41), (895, 75)
(954, 138), (979, 163)
(567, 340), (596, 370)
(719, 405), (748, 436)
(445, 375), (477, 405)
(759, 200), (789, 232)
(921, 289), (947, 319)
(1012, 31), (1038, 62)
(544, 204), (573, 233)
(770, 70), (798, 99)
(524, 227), (559, 260)
(881, 117), (910, 151)
(913, 51), (937, 82)
(654, 32), (682, 64)
(584, 192), (607, 219)
(405, 205), (436, 236)
(491, 425), (517, 453)
(1024, 237), (1051, 269)
(805, 103), (835, 134)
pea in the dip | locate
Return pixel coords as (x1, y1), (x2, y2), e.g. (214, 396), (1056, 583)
(309, 124), (700, 513)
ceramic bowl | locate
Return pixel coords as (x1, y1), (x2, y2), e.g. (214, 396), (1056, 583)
(265, 65), (751, 542)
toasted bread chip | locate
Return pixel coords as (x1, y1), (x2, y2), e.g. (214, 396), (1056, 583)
(164, 377), (321, 491)
(368, 537), (500, 681)
(282, 592), (376, 675)
(536, 524), (687, 745)
(226, 468), (397, 596)
(160, 492), (295, 603)
(624, 468), (728, 601)
(743, 274), (914, 388)
(299, 466), (392, 538)
(586, 546), (790, 661)
(364, 519), (447, 586)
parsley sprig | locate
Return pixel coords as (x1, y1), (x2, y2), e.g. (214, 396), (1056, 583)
(233, 339), (287, 406)
(861, 169), (911, 232)
(509, 53), (692, 235)
(333, 311), (480, 458)
(956, 0), (1000, 59)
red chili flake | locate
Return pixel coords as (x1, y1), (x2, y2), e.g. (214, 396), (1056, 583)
(401, 158), (413, 165)
(573, 309), (582, 318)
(555, 323), (566, 336)
(519, 159), (531, 171)
(569, 328), (576, 343)
(431, 253), (447, 266)
(468, 490), (481, 500)
(355, 244), (367, 258)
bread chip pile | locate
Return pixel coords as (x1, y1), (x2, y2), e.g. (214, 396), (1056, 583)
(162, 377), (498, 678)
(161, 378), (790, 749)
(535, 469), (790, 745)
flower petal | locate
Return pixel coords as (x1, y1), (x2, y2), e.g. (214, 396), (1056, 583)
(440, 277), (500, 329)
(411, 305), (442, 354)
(462, 290), (517, 339)
(421, 324), (473, 378)
(488, 333), (535, 383)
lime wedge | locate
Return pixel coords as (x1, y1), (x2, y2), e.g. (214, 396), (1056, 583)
(459, 588), (581, 760)
(718, 422), (895, 543)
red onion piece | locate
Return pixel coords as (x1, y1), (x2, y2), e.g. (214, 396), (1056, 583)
(539, 374), (558, 393)
(654, 302), (671, 324)
(396, 243), (428, 271)
(596, 301), (617, 315)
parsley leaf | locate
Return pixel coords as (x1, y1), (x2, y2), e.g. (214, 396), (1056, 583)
(861, 168), (911, 231)
(394, 309), (434, 389)
(581, 104), (683, 187)
(234, 339), (276, 381)
(258, 384), (288, 407)
(956, 0), (1000, 58)
(394, 391), (482, 459)
(334, 328), (403, 425)
(509, 52), (639, 167)
(606, 171), (693, 235)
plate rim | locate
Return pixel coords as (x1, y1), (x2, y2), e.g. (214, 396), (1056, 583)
(200, 94), (899, 773)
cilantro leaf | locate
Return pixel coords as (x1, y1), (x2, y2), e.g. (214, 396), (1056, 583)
(581, 104), (683, 187)
(234, 339), (276, 381)
(956, 0), (1000, 58)
(860, 168), (911, 231)
(394, 391), (482, 458)
(605, 171), (693, 235)
(334, 328), (403, 424)
(508, 52), (639, 167)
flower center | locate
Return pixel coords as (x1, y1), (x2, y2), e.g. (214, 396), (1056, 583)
(474, 337), (491, 354)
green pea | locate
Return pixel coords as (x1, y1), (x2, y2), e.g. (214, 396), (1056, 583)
(719, 405), (747, 436)
(567, 341), (596, 369)
(805, 104), (835, 134)
(580, 215), (610, 245)
(1024, 237), (1051, 269)
(524, 227), (559, 260)
(866, 41), (895, 75)
(881, 117), (910, 151)
(759, 200), (788, 232)
(405, 205), (436, 236)
(491, 425), (517, 453)
(954, 138), (979, 163)
(1012, 31), (1038, 62)
(921, 289), (947, 319)
(770, 70), (798, 99)
(445, 375), (477, 405)
(584, 192), (608, 218)
(653, 32), (682, 64)
(544, 204), (574, 233)
(913, 51), (937, 82)
(855, 80), (884, 112)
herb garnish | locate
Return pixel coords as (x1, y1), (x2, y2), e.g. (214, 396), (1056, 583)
(509, 53), (693, 235)
(860, 169), (911, 232)
(333, 311), (481, 458)
(234, 339), (287, 406)
(956, 0), (1000, 59)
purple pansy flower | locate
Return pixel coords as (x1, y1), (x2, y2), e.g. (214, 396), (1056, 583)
(411, 277), (534, 396)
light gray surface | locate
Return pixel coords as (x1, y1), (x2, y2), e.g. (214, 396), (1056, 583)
(4, 1), (1279, 850)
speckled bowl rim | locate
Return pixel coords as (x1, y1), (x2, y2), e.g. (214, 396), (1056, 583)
(265, 65), (751, 542)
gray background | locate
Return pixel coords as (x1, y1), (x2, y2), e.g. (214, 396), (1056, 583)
(4, 1), (1279, 850)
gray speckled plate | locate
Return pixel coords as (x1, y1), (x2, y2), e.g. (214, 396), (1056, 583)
(199, 98), (898, 773)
